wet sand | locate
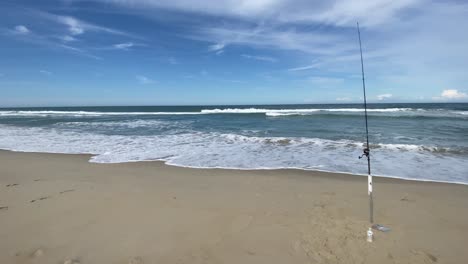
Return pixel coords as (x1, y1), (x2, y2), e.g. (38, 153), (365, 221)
(1, 150), (467, 264)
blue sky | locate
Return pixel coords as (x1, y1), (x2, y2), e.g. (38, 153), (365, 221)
(1, 0), (467, 106)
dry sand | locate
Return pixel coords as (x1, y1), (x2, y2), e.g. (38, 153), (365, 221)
(0, 150), (467, 264)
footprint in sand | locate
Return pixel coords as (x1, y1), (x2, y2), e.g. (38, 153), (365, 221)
(30, 196), (51, 203)
(63, 258), (80, 264)
(410, 249), (438, 263)
(0, 206), (8, 211)
(60, 189), (75, 194)
(128, 256), (144, 264)
(30, 248), (44, 258)
(6, 183), (19, 187)
(400, 193), (415, 202)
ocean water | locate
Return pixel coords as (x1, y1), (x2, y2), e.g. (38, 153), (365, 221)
(0, 103), (467, 184)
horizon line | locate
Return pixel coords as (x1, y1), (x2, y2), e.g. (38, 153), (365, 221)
(1, 101), (467, 109)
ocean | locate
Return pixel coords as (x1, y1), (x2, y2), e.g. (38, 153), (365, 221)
(0, 103), (467, 184)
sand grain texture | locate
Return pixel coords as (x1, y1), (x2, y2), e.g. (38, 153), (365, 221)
(1, 151), (467, 264)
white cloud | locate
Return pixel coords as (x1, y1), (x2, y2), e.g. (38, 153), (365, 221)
(60, 35), (77, 42)
(241, 54), (277, 62)
(376, 93), (393, 100)
(58, 16), (84, 35)
(440, 89), (467, 99)
(136, 75), (154, 84)
(113, 42), (134, 50)
(208, 43), (225, 52)
(14, 25), (30, 34)
(39, 70), (52, 75)
(39, 12), (132, 37)
(287, 64), (320, 72)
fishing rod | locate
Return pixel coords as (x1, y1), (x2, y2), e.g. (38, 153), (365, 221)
(357, 22), (372, 223)
(356, 22), (375, 242)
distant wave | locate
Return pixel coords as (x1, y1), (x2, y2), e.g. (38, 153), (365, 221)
(261, 109), (468, 118)
(0, 110), (202, 117)
(201, 108), (411, 114)
(58, 119), (193, 129)
(1, 108), (467, 118)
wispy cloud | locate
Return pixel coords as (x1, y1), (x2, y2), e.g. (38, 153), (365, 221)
(93, 0), (418, 28)
(287, 64), (320, 72)
(40, 12), (131, 37)
(241, 54), (276, 62)
(1, 26), (102, 60)
(208, 43), (225, 53)
(59, 35), (77, 42)
(3, 8), (143, 59)
(39, 70), (52, 75)
(58, 16), (84, 35)
(194, 25), (350, 56)
(377, 93), (393, 100)
(113, 42), (134, 50)
(14, 25), (30, 34)
(136, 75), (154, 84)
(0, 10), (136, 60)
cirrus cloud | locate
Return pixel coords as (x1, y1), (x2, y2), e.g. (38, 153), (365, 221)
(113, 42), (134, 50)
(91, 0), (419, 28)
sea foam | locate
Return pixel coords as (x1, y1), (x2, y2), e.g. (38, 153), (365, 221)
(0, 124), (466, 184)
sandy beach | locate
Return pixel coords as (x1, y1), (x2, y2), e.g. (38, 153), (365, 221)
(1, 150), (467, 264)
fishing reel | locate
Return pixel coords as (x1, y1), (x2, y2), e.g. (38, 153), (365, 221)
(359, 148), (370, 159)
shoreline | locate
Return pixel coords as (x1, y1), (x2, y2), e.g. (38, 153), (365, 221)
(1, 150), (468, 263)
(1, 149), (467, 186)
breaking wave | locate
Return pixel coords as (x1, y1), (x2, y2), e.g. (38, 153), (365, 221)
(0, 110), (201, 117)
(1, 108), (466, 118)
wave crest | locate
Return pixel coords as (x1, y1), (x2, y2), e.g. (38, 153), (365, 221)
(1, 108), (467, 118)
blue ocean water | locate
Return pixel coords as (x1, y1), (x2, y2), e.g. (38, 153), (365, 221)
(0, 103), (467, 184)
